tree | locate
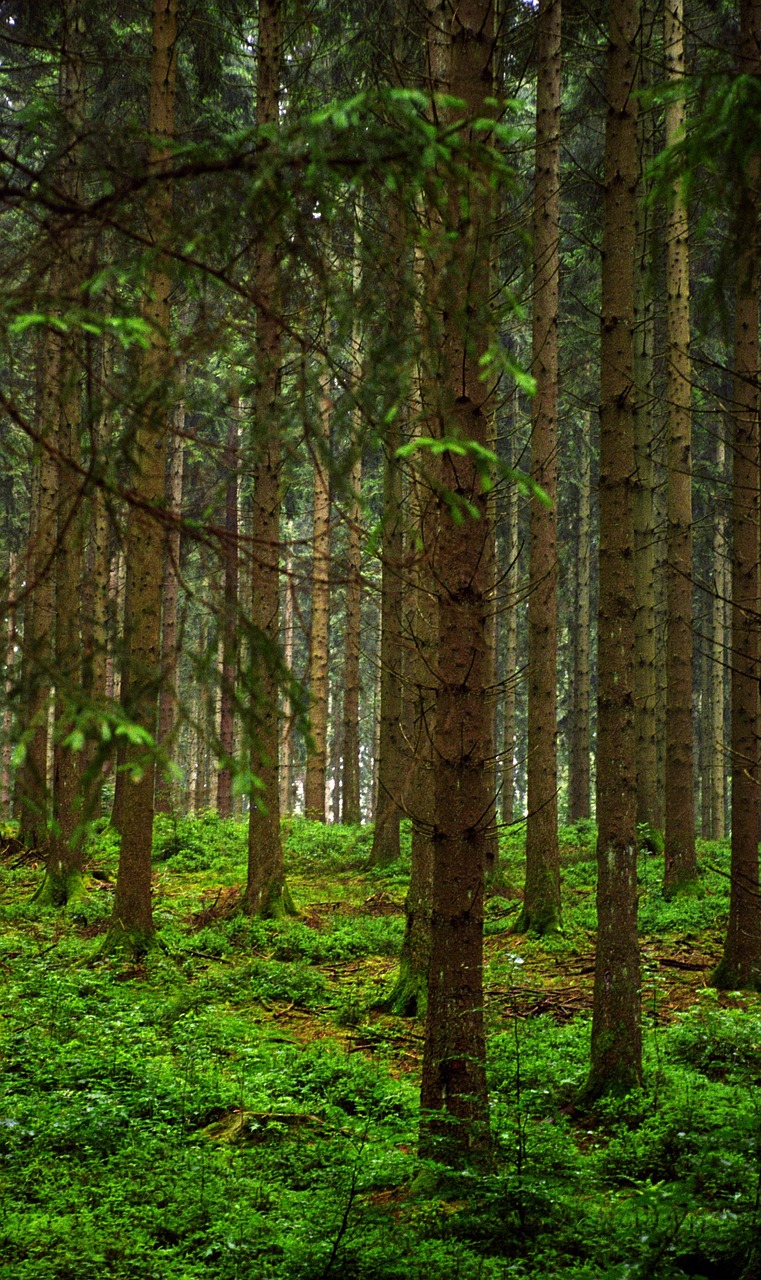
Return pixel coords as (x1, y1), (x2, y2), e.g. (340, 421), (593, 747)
(418, 0), (496, 1167)
(519, 0), (562, 934)
(303, 359), (331, 822)
(663, 0), (696, 897)
(712, 0), (761, 991)
(106, 0), (178, 956)
(585, 0), (642, 1100)
(245, 0), (294, 918)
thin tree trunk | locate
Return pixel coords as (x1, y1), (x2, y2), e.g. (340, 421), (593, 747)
(17, 347), (58, 851)
(368, 428), (404, 865)
(519, 0), (561, 934)
(341, 236), (364, 826)
(633, 0), (661, 835)
(1, 554), (18, 816)
(568, 422), (592, 821)
(585, 0), (642, 1100)
(245, 0), (292, 916)
(217, 400), (238, 819)
(279, 535), (295, 816)
(663, 0), (696, 896)
(303, 363), (331, 822)
(155, 402), (184, 814)
(501, 411), (520, 826)
(710, 437), (727, 840)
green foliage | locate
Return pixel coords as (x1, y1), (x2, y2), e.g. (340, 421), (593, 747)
(1, 814), (759, 1279)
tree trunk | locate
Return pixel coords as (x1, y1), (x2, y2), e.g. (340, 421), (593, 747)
(712, 0), (761, 991)
(155, 402), (184, 814)
(38, 0), (88, 906)
(303, 362), (331, 822)
(17, 342), (58, 851)
(418, 0), (495, 1168)
(107, 0), (177, 957)
(217, 400), (238, 819)
(279, 534), (295, 816)
(368, 428), (404, 865)
(567, 421), (592, 822)
(341, 239), (364, 826)
(585, 0), (642, 1100)
(710, 434), (727, 840)
(519, 0), (561, 934)
(633, 0), (661, 836)
(501, 409), (520, 827)
(663, 0), (696, 896)
(245, 0), (293, 917)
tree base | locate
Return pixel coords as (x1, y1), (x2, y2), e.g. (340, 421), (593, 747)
(243, 879), (297, 919)
(511, 905), (562, 937)
(710, 955), (761, 993)
(378, 961), (428, 1018)
(32, 869), (86, 910)
(99, 920), (155, 961)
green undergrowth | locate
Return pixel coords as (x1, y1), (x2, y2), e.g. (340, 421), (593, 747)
(1, 815), (759, 1278)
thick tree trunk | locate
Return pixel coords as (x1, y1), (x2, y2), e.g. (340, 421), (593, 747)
(663, 0), (696, 896)
(418, 0), (495, 1168)
(586, 0), (642, 1100)
(713, 0), (761, 990)
(519, 0), (561, 934)
(107, 0), (177, 956)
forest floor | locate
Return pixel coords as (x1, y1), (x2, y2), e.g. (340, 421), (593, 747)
(1, 814), (760, 1280)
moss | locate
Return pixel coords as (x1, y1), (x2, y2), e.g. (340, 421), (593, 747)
(379, 955), (428, 1018)
(31, 868), (87, 909)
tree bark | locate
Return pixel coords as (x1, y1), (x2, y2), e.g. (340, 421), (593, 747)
(585, 0), (642, 1100)
(107, 0), (177, 956)
(341, 236), (364, 827)
(713, 0), (761, 991)
(217, 398), (238, 819)
(710, 433), (728, 840)
(418, 0), (495, 1167)
(663, 0), (696, 896)
(303, 363), (331, 822)
(245, 0), (293, 917)
(567, 420), (592, 822)
(633, 0), (661, 836)
(519, 0), (561, 934)
(155, 401), (184, 814)
(368, 428), (404, 865)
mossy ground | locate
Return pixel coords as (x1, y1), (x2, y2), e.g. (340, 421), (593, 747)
(1, 814), (759, 1279)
